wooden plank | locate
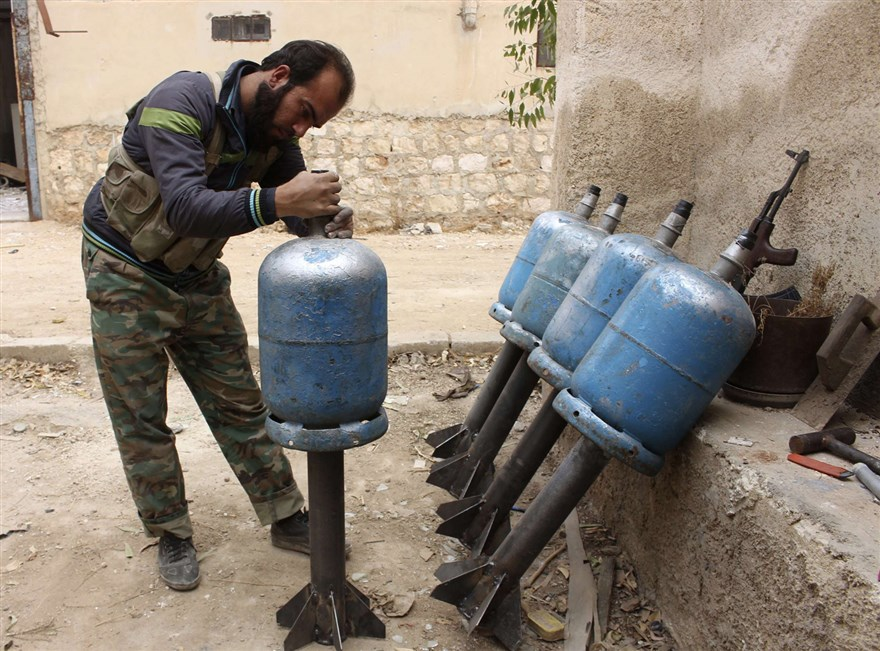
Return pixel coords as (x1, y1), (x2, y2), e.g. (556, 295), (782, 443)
(792, 290), (880, 429)
(0, 162), (26, 184)
(564, 511), (599, 649)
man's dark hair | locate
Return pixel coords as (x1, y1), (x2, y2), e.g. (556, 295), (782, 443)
(261, 40), (355, 107)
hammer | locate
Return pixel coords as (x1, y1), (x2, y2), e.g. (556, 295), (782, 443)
(789, 426), (880, 476)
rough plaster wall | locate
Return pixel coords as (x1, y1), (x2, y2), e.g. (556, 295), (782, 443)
(553, 0), (703, 257)
(28, 0), (521, 124)
(554, 0), (879, 308)
(553, 1), (880, 646)
(693, 0), (880, 308)
(580, 431), (880, 651)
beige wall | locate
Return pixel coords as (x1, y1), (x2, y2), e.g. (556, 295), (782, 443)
(23, 0), (553, 225)
(554, 0), (879, 309)
(554, 0), (879, 648)
(33, 0), (527, 124)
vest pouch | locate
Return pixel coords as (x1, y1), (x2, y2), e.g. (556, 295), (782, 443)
(191, 237), (228, 270)
(101, 145), (176, 262)
(101, 144), (226, 271)
(128, 211), (178, 263)
(161, 236), (228, 273)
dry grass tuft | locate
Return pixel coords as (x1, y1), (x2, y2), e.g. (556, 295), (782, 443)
(788, 263), (836, 317)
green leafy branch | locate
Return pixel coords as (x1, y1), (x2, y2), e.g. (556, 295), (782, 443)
(501, 0), (556, 128)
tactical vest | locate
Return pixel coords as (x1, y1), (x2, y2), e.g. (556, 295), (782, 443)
(100, 73), (279, 273)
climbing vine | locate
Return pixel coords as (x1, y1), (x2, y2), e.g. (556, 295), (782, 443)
(500, 0), (557, 128)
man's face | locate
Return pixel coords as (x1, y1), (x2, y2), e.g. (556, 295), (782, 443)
(248, 66), (345, 152)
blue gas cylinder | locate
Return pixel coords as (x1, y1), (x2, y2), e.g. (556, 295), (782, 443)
(490, 186), (601, 324)
(258, 222), (388, 451)
(500, 194), (627, 351)
(532, 200), (692, 389)
(553, 234), (756, 475)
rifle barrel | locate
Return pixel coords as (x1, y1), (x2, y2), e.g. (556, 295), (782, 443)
(761, 149), (810, 224)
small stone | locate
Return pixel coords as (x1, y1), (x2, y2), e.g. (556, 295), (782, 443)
(391, 634), (405, 644)
(12, 423), (28, 433)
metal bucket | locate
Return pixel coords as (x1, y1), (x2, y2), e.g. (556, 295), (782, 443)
(723, 295), (833, 407)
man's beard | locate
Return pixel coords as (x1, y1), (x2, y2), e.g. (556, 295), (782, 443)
(246, 81), (288, 152)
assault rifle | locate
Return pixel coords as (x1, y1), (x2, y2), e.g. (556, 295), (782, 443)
(734, 148), (810, 292)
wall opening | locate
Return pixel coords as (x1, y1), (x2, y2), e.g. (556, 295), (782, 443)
(211, 14), (271, 42)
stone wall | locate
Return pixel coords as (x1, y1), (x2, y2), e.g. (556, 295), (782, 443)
(43, 113), (554, 232)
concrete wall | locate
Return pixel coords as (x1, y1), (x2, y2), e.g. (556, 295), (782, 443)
(554, 0), (879, 311)
(554, 1), (879, 648)
(22, 0), (553, 227)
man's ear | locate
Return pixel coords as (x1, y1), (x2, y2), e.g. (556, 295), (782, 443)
(267, 65), (291, 90)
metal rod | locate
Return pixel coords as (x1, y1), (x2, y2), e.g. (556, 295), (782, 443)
(426, 342), (524, 456)
(486, 436), (608, 605)
(460, 342), (524, 442)
(449, 353), (540, 497)
(306, 451), (347, 645)
(463, 389), (566, 553)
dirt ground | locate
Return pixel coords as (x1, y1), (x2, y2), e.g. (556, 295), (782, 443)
(0, 353), (674, 651)
(0, 212), (676, 650)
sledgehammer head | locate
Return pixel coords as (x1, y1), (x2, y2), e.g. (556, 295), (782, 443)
(788, 426), (856, 454)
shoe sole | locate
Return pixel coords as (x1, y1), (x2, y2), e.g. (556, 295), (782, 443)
(270, 533), (310, 555)
(161, 573), (202, 591)
(270, 534), (351, 558)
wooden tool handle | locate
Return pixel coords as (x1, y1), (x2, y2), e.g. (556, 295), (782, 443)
(787, 453), (852, 479)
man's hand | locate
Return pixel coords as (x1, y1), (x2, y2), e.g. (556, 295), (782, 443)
(275, 170), (342, 218)
(325, 205), (354, 239)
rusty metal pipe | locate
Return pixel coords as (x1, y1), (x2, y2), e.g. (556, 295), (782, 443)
(306, 452), (346, 632)
(431, 436), (608, 649)
(276, 451), (384, 650)
(427, 353), (539, 498)
(426, 341), (524, 458)
(436, 388), (567, 555)
(489, 436), (607, 587)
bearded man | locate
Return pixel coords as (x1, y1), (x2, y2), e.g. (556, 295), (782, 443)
(81, 40), (354, 591)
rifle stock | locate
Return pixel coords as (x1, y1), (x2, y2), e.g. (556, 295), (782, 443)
(738, 149), (810, 290)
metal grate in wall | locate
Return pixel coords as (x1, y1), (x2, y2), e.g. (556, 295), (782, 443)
(211, 15), (271, 42)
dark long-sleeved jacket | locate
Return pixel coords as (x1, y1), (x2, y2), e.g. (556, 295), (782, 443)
(83, 59), (306, 279)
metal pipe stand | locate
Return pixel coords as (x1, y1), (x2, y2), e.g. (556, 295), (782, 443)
(276, 451), (385, 650)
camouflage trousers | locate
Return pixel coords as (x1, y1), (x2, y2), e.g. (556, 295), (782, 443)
(81, 237), (304, 538)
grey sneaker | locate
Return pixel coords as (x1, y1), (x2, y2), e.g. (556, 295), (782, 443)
(157, 534), (201, 591)
(270, 509), (351, 556)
